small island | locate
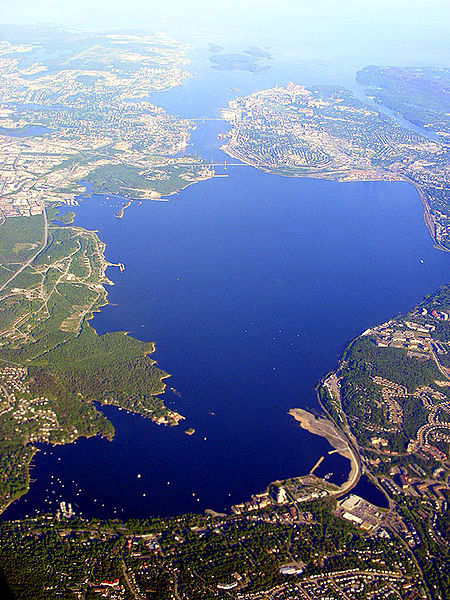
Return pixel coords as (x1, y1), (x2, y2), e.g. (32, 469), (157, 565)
(209, 50), (271, 73)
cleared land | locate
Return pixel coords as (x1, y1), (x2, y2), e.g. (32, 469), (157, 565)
(288, 408), (360, 495)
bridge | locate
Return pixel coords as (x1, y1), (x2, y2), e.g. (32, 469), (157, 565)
(209, 162), (247, 167)
(190, 117), (224, 122)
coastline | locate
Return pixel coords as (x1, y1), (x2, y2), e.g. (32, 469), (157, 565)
(288, 407), (361, 497)
(0, 427), (114, 517)
(0, 214), (184, 515)
(406, 177), (450, 252)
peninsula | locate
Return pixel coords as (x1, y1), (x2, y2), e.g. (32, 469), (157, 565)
(0, 26), (214, 222)
(221, 81), (450, 250)
(1, 286), (448, 599)
(0, 207), (183, 514)
(288, 408), (360, 497)
(226, 286), (450, 597)
(0, 28), (448, 599)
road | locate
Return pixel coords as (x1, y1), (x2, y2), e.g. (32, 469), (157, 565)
(331, 439), (362, 498)
(316, 376), (362, 497)
(121, 558), (146, 600)
(0, 205), (48, 293)
(431, 345), (450, 380)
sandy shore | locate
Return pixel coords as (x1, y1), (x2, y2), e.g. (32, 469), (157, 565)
(288, 408), (360, 495)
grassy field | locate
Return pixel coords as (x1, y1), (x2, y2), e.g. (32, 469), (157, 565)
(0, 214), (45, 286)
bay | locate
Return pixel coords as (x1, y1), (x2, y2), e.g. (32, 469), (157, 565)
(4, 168), (448, 519)
(3, 52), (449, 520)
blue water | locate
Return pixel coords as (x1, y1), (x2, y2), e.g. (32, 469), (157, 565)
(4, 168), (448, 520)
(146, 47), (354, 124)
(3, 52), (449, 521)
(352, 476), (389, 508)
(0, 124), (52, 137)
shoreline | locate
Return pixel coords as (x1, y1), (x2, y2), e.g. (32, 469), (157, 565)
(288, 407), (361, 497)
(0, 426), (113, 517)
(221, 141), (399, 183)
(407, 178), (450, 253)
(222, 136), (449, 254)
(0, 213), (183, 516)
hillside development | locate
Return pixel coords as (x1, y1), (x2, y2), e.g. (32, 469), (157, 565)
(225, 287), (450, 596)
(0, 29), (449, 598)
(318, 285), (450, 596)
(0, 28), (213, 221)
(1, 285), (449, 599)
(221, 81), (450, 250)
